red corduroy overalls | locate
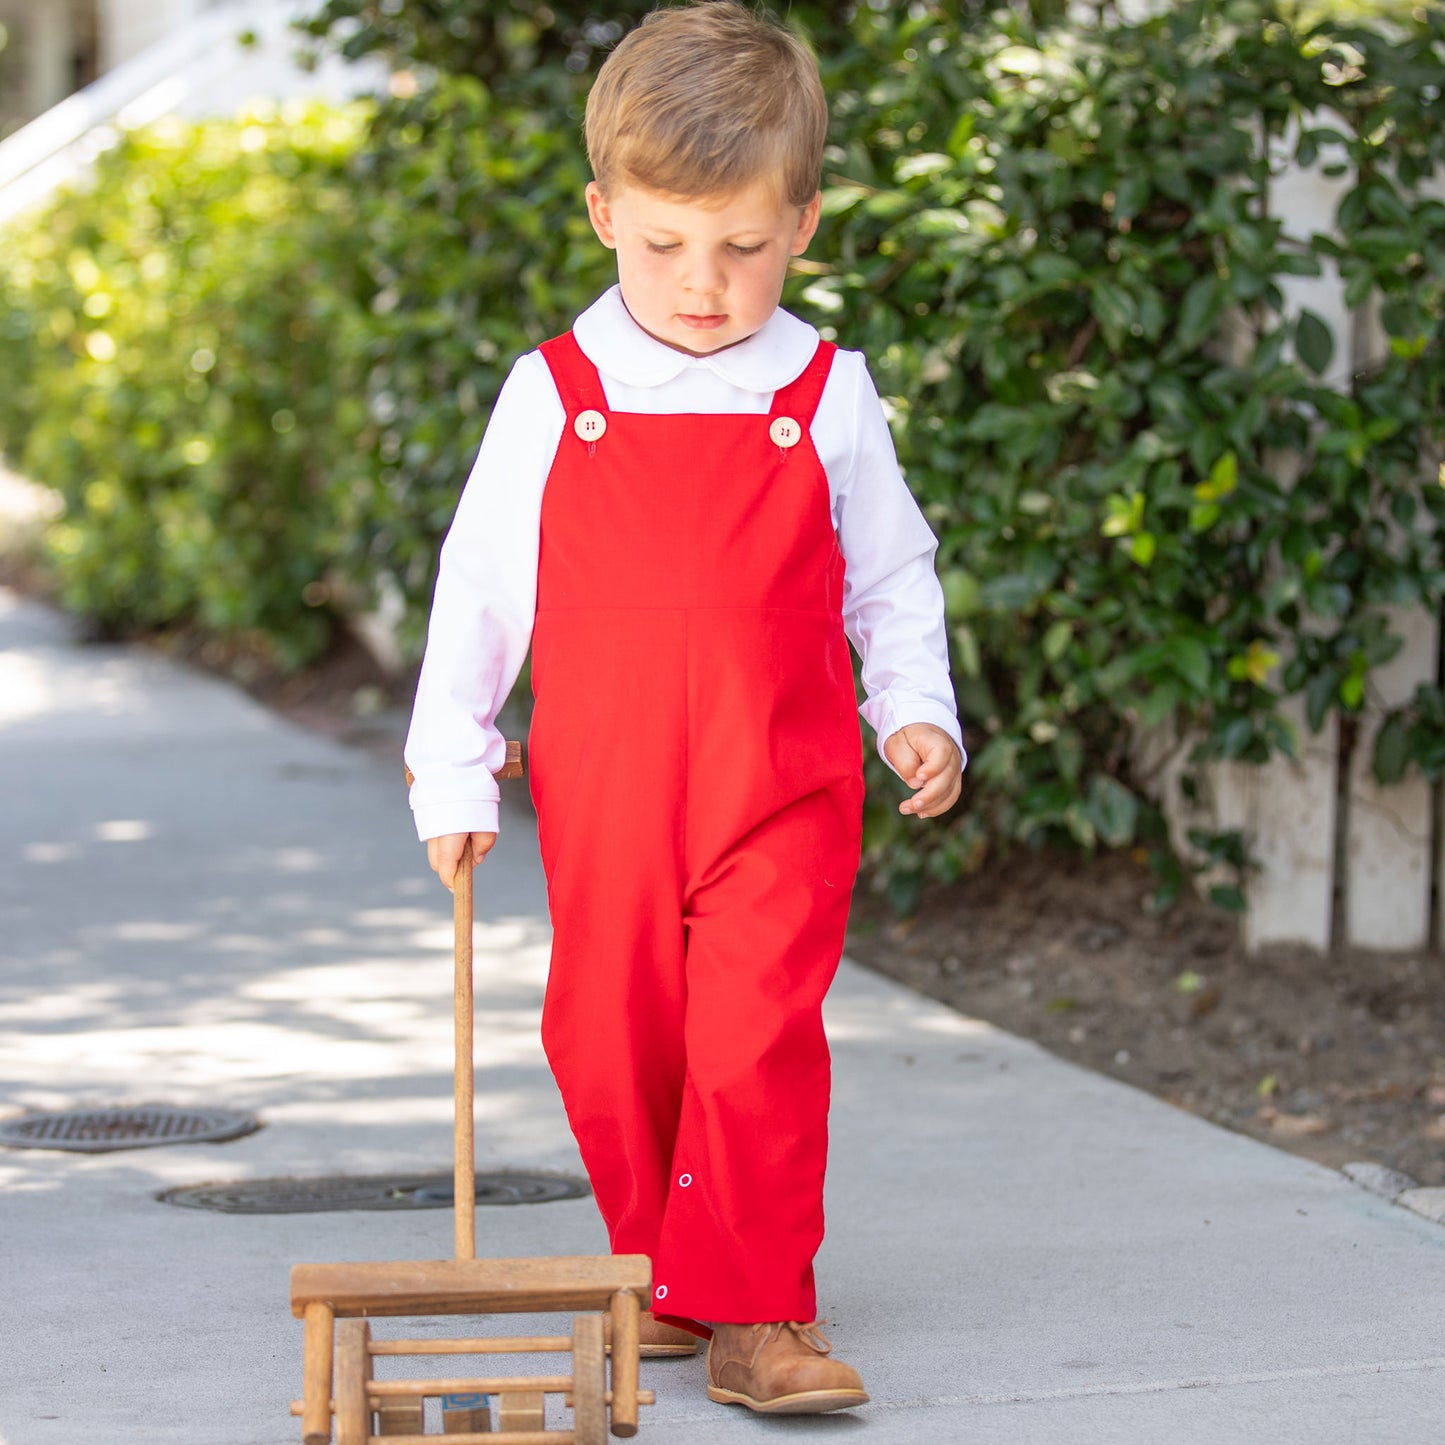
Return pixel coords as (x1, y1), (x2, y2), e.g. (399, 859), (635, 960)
(528, 331), (864, 1330)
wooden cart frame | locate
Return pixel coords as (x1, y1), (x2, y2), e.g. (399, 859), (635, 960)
(289, 744), (655, 1442)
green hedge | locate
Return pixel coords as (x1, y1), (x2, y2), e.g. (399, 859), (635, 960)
(802, 2), (1445, 907)
(0, 103), (374, 665)
(2, 0), (1443, 911)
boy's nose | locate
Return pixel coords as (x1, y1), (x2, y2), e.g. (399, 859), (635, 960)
(683, 258), (727, 298)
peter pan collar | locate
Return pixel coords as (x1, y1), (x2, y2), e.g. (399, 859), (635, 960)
(573, 284), (820, 393)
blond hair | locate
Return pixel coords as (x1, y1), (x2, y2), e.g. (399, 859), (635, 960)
(584, 2), (828, 206)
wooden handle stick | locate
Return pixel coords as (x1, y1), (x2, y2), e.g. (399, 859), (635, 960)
(403, 741), (523, 1262)
(454, 835), (476, 1261)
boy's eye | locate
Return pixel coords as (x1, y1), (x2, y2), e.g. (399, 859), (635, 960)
(730, 242), (767, 256)
(645, 241), (680, 254)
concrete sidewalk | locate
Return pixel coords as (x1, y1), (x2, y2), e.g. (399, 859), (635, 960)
(1, 584), (1443, 1445)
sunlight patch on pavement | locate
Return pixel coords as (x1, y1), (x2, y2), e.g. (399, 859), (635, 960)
(111, 919), (202, 942)
(0, 980), (129, 1023)
(94, 819), (151, 842)
(825, 994), (1001, 1044)
(0, 652), (51, 724)
(273, 847), (325, 872)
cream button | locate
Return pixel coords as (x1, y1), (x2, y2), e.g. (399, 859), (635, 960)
(679, 1173), (692, 1188)
(575, 409), (607, 442)
(769, 416), (802, 449)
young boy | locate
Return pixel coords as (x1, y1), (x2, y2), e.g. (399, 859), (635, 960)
(404, 0), (964, 1416)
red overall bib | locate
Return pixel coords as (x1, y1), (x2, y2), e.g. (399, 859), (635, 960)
(529, 331), (864, 1328)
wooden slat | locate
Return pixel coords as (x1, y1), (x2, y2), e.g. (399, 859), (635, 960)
(607, 1290), (640, 1438)
(300, 1301), (334, 1445)
(370, 1376), (574, 1396)
(377, 1397), (424, 1436)
(440, 1394), (489, 1436)
(371, 1336), (572, 1355)
(308, 1390), (654, 1416)
(335, 1320), (371, 1445)
(291, 1256), (652, 1319)
(569, 1314), (605, 1445)
(498, 1392), (545, 1434)
(369, 1434), (564, 1445)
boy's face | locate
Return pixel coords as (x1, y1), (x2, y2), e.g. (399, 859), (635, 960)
(585, 177), (822, 358)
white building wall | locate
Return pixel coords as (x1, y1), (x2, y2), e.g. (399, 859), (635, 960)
(97, 0), (207, 71)
(0, 2), (75, 129)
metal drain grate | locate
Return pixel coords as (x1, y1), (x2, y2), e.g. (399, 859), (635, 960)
(158, 1170), (592, 1214)
(0, 1105), (261, 1153)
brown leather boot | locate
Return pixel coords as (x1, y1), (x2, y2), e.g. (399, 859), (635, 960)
(603, 1309), (700, 1358)
(706, 1320), (869, 1414)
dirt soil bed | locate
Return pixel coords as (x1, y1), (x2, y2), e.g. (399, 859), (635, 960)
(846, 849), (1445, 1188)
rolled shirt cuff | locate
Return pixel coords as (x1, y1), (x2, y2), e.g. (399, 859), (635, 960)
(412, 798), (502, 842)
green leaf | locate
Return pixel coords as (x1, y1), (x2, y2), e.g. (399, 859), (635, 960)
(1206, 450), (1237, 497)
(1091, 279), (1136, 343)
(1209, 885), (1247, 913)
(1189, 501), (1221, 532)
(953, 624), (982, 678)
(1305, 671), (1337, 733)
(1113, 173), (1150, 222)
(894, 152), (953, 182)
(1138, 681), (1182, 727)
(819, 185), (867, 217)
(1295, 310), (1334, 376)
(1042, 619), (1073, 663)
(1170, 638), (1212, 694)
(1177, 276), (1222, 350)
(1089, 775), (1139, 847)
(1372, 713), (1410, 785)
(941, 568), (981, 619)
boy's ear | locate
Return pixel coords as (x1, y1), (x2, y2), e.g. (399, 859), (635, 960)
(790, 191), (823, 256)
(585, 182), (618, 250)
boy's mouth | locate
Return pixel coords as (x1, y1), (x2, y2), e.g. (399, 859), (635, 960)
(679, 314), (727, 331)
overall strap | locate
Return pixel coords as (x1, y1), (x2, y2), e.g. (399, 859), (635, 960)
(769, 339), (838, 426)
(539, 332), (608, 416)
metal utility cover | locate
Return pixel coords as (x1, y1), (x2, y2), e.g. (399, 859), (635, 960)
(158, 1170), (592, 1214)
(0, 1105), (261, 1153)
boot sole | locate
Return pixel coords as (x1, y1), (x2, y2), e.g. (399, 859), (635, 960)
(707, 1385), (870, 1415)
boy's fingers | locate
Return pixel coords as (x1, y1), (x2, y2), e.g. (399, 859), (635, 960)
(899, 750), (963, 817)
(885, 737), (923, 779)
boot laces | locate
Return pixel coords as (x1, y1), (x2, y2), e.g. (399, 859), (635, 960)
(785, 1319), (833, 1354)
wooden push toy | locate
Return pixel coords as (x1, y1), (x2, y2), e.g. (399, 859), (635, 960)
(289, 742), (656, 1443)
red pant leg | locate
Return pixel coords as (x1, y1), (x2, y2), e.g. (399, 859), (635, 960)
(530, 610), (690, 1261)
(648, 779), (862, 1325)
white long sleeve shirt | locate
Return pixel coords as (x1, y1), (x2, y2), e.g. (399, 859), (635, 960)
(404, 286), (964, 840)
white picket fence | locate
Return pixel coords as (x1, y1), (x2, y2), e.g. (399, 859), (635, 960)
(1140, 111), (1444, 954)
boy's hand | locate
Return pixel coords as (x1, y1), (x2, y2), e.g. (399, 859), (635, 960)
(427, 831), (497, 891)
(883, 724), (963, 819)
